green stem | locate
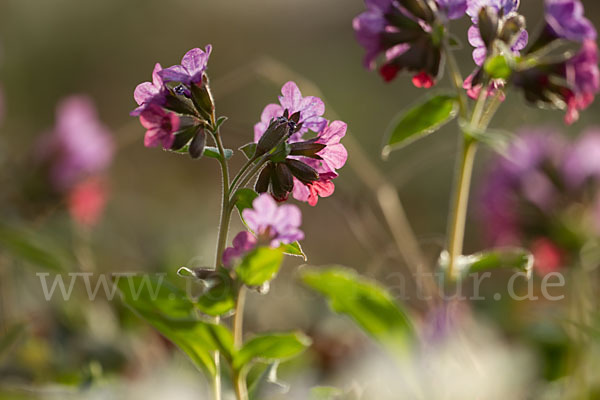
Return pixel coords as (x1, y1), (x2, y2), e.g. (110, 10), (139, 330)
(233, 285), (248, 400)
(443, 43), (469, 119)
(229, 157), (269, 202)
(229, 156), (259, 197)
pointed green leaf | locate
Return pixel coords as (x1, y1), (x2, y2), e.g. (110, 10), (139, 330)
(302, 267), (414, 354)
(174, 145), (233, 160)
(116, 276), (232, 376)
(236, 247), (284, 287)
(382, 94), (458, 158)
(214, 116), (228, 131)
(240, 143), (257, 160)
(280, 241), (307, 261)
(195, 269), (237, 317)
(234, 188), (259, 215)
(233, 332), (311, 370)
(439, 247), (534, 279)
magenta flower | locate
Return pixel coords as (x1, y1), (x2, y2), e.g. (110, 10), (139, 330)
(131, 63), (167, 116)
(292, 173), (336, 207)
(159, 45), (212, 86)
(223, 194), (304, 267)
(545, 0), (596, 42)
(564, 40), (600, 125)
(254, 81), (326, 142)
(436, 0), (468, 20)
(139, 104), (181, 149)
(466, 0), (528, 65)
(38, 95), (115, 191)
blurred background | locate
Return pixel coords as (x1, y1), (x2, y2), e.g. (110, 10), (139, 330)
(1, 0), (600, 398)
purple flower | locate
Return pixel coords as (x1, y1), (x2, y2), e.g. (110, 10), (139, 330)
(254, 81), (326, 142)
(545, 0), (596, 42)
(353, 0), (445, 86)
(564, 40), (600, 125)
(38, 95), (115, 191)
(466, 0), (527, 65)
(563, 129), (600, 187)
(223, 194), (304, 267)
(139, 104), (180, 149)
(159, 45), (212, 86)
(131, 63), (167, 116)
(436, 0), (468, 20)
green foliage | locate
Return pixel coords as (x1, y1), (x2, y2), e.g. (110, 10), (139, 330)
(280, 241), (307, 261)
(302, 267), (414, 355)
(484, 55), (512, 80)
(240, 142), (257, 160)
(382, 94), (458, 157)
(439, 247), (534, 279)
(174, 145), (233, 159)
(236, 247), (284, 286)
(116, 276), (233, 376)
(195, 269), (237, 317)
(0, 224), (67, 272)
(233, 332), (311, 370)
(233, 188), (259, 215)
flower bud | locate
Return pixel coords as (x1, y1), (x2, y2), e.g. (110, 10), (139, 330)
(189, 127), (206, 159)
(255, 163), (273, 194)
(165, 91), (197, 117)
(285, 159), (319, 185)
(273, 163), (294, 196)
(478, 6), (499, 48)
(398, 0), (435, 23)
(191, 75), (215, 121)
(499, 15), (526, 47)
(289, 141), (326, 158)
(255, 119), (290, 156)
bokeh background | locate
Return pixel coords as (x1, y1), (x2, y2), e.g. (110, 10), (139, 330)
(1, 0), (600, 398)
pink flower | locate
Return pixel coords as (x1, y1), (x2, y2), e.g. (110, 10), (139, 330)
(254, 81), (326, 142)
(131, 63), (167, 116)
(159, 46), (212, 86)
(38, 95), (114, 191)
(67, 176), (109, 228)
(139, 104), (180, 149)
(564, 40), (599, 125)
(222, 194), (304, 267)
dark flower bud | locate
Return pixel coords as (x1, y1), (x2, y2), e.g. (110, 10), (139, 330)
(289, 141), (326, 158)
(255, 119), (290, 156)
(189, 127), (206, 159)
(478, 6), (499, 48)
(191, 75), (215, 121)
(165, 92), (198, 117)
(273, 163), (294, 194)
(255, 164), (273, 194)
(398, 0), (435, 23)
(499, 15), (526, 47)
(285, 159), (319, 185)
(170, 124), (198, 151)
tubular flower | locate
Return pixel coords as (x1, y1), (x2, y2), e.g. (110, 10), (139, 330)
(159, 46), (212, 86)
(545, 0), (596, 42)
(222, 194), (304, 267)
(479, 129), (600, 274)
(353, 0), (465, 86)
(139, 104), (180, 149)
(131, 63), (168, 116)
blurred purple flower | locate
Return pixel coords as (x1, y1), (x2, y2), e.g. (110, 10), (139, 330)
(139, 104), (180, 149)
(545, 0), (596, 42)
(564, 40), (600, 125)
(159, 45), (212, 86)
(131, 63), (167, 116)
(466, 0), (527, 65)
(39, 95), (114, 191)
(254, 81), (326, 142)
(243, 193), (304, 246)
(223, 194), (304, 266)
(563, 129), (600, 187)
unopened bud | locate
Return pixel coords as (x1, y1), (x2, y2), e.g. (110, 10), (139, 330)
(191, 76), (215, 121)
(289, 141), (326, 158)
(285, 159), (319, 185)
(255, 120), (290, 156)
(478, 6), (499, 48)
(255, 164), (273, 194)
(273, 163), (294, 195)
(398, 0), (435, 23)
(189, 127), (206, 159)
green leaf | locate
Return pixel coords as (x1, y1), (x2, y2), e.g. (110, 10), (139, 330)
(204, 146), (234, 160)
(195, 269), (237, 317)
(302, 267), (414, 354)
(0, 224), (66, 272)
(117, 276), (232, 376)
(248, 362), (289, 398)
(233, 332), (311, 370)
(280, 242), (307, 261)
(484, 55), (512, 80)
(214, 116), (228, 131)
(382, 94), (458, 158)
(0, 323), (26, 361)
(310, 387), (345, 400)
(439, 247), (534, 279)
(236, 247), (284, 287)
(240, 143), (257, 160)
(234, 188), (259, 215)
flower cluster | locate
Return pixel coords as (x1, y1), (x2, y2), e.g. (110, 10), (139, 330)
(223, 194), (304, 267)
(131, 46), (214, 155)
(353, 0), (467, 86)
(479, 128), (600, 274)
(253, 81), (348, 206)
(37, 96), (114, 226)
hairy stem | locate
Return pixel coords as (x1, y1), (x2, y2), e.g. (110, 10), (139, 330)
(229, 156), (259, 196)
(233, 285), (248, 400)
(443, 43), (469, 119)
